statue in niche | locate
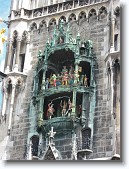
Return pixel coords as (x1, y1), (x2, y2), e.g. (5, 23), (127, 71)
(83, 74), (88, 87)
(47, 102), (55, 119)
(56, 74), (61, 86)
(80, 74), (84, 86)
(45, 78), (50, 90)
(37, 111), (43, 128)
(60, 100), (67, 116)
(61, 66), (68, 85)
(58, 36), (64, 44)
(68, 65), (74, 85)
(85, 40), (93, 57)
(51, 74), (57, 87)
(74, 70), (80, 84)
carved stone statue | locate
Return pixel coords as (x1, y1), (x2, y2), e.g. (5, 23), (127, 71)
(85, 40), (93, 57)
(45, 78), (50, 90)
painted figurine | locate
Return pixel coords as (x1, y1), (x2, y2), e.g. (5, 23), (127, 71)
(66, 99), (72, 116)
(60, 100), (67, 116)
(61, 66), (68, 85)
(47, 102), (55, 119)
(83, 74), (88, 87)
(51, 74), (57, 87)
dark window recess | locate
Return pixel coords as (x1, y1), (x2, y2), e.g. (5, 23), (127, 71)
(114, 34), (118, 51)
(31, 136), (39, 157)
(38, 70), (43, 91)
(82, 127), (91, 149)
(19, 54), (25, 72)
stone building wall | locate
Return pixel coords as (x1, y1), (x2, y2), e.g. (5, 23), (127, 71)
(0, 0), (120, 160)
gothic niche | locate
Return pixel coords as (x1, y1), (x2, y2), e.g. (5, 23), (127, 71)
(30, 22), (37, 31)
(58, 16), (66, 25)
(88, 9), (97, 23)
(30, 135), (39, 158)
(38, 20), (47, 33)
(10, 30), (18, 71)
(98, 6), (107, 20)
(79, 11), (86, 24)
(68, 13), (76, 22)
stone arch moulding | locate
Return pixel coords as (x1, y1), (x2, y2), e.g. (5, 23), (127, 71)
(39, 20), (47, 29)
(98, 6), (107, 20)
(68, 13), (76, 22)
(114, 6), (120, 18)
(30, 22), (38, 31)
(22, 30), (28, 41)
(48, 18), (57, 27)
(78, 11), (87, 26)
(88, 8), (97, 22)
(58, 16), (66, 25)
(13, 30), (18, 39)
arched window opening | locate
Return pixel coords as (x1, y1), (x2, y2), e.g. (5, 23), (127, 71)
(45, 49), (75, 90)
(107, 62), (111, 101)
(10, 31), (18, 71)
(78, 61), (91, 87)
(58, 16), (66, 25)
(19, 31), (27, 72)
(39, 20), (46, 30)
(88, 9), (97, 22)
(114, 7), (120, 18)
(7, 79), (12, 95)
(31, 135), (39, 157)
(68, 13), (76, 22)
(48, 18), (56, 31)
(43, 92), (73, 120)
(15, 79), (22, 95)
(79, 11), (86, 20)
(98, 6), (107, 20)
(38, 70), (43, 92)
(81, 127), (91, 149)
(30, 22), (37, 31)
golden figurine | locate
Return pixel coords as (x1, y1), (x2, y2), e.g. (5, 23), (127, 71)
(0, 28), (7, 54)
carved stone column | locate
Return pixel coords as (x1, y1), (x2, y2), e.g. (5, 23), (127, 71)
(42, 65), (47, 90)
(81, 92), (90, 126)
(74, 61), (79, 84)
(8, 83), (16, 135)
(1, 87), (8, 117)
(110, 16), (116, 52)
(21, 8), (24, 18)
(111, 63), (116, 154)
(5, 39), (13, 73)
(23, 39), (30, 73)
(71, 90), (76, 118)
(13, 37), (21, 72)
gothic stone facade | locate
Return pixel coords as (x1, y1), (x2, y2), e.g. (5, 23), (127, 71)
(0, 0), (120, 160)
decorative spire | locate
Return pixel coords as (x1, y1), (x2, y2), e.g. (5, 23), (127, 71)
(59, 19), (64, 33)
(48, 127), (56, 146)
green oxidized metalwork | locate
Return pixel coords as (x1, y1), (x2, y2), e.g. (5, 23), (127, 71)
(33, 20), (96, 136)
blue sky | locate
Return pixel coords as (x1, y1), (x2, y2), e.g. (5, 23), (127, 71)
(0, 0), (11, 64)
(0, 0), (11, 110)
